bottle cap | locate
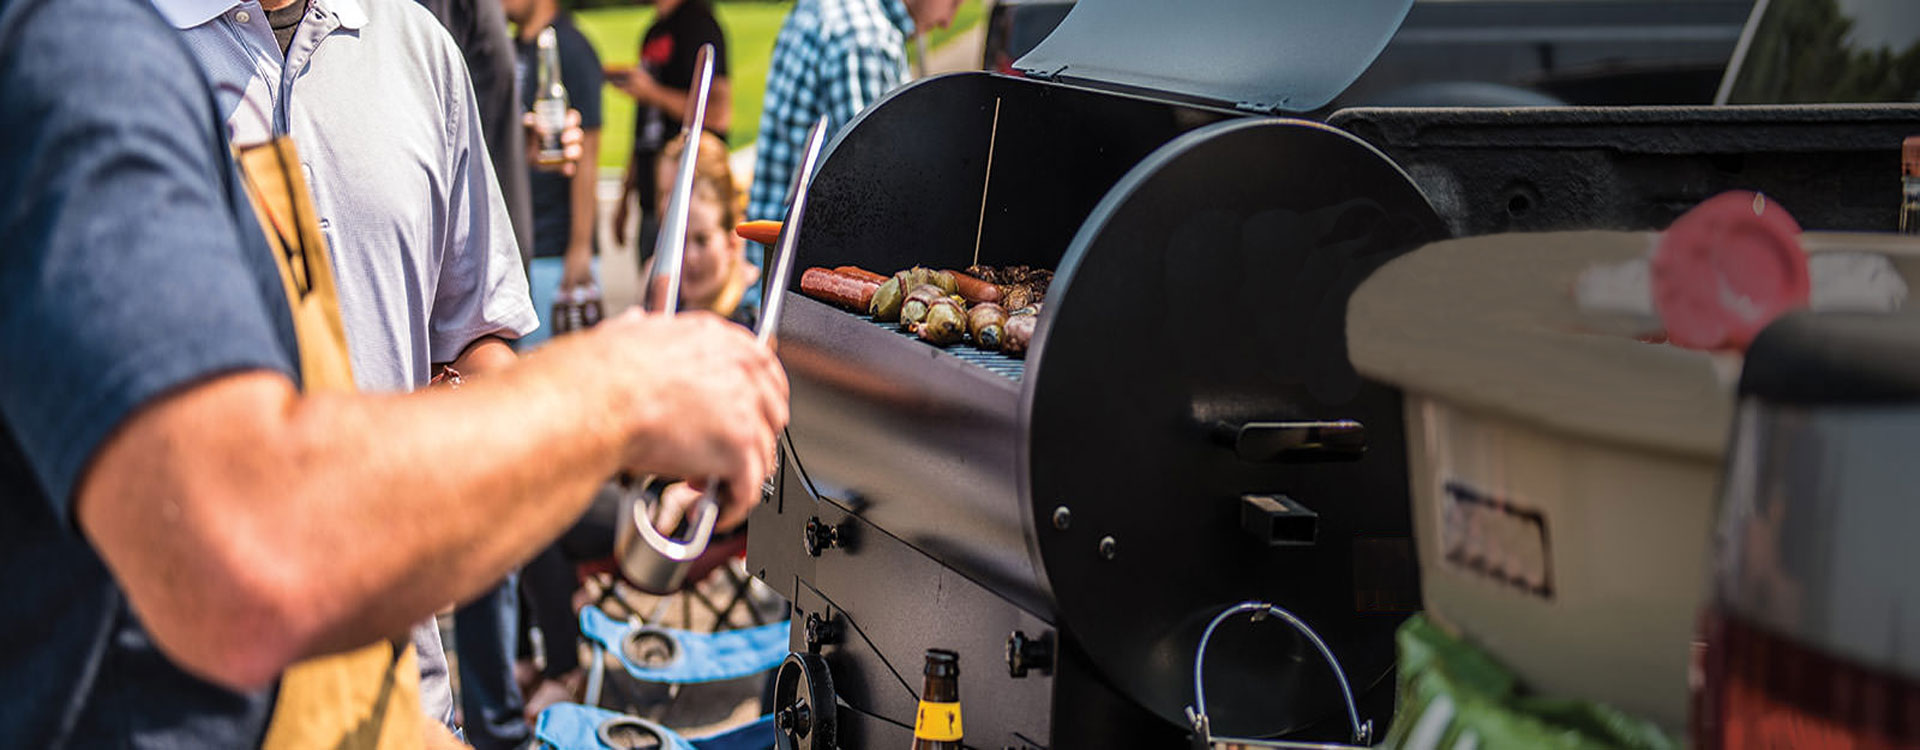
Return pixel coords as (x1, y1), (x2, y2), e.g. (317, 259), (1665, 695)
(923, 648), (959, 678)
(1651, 191), (1808, 352)
(1905, 136), (1920, 177)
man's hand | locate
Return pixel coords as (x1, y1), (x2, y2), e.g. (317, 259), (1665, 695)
(611, 192), (634, 248)
(561, 249), (594, 291)
(587, 308), (788, 513)
(610, 65), (661, 106)
(524, 109), (585, 176)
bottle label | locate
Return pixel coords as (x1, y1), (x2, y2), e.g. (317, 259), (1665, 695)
(913, 700), (963, 742)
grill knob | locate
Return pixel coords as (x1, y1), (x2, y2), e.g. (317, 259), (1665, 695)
(1005, 630), (1054, 678)
(803, 517), (843, 557)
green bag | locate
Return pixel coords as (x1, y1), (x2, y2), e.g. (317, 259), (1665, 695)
(1383, 616), (1679, 750)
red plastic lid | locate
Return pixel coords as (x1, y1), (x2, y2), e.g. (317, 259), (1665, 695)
(1651, 191), (1808, 352)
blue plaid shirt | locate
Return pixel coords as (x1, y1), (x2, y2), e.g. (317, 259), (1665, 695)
(744, 0), (913, 307)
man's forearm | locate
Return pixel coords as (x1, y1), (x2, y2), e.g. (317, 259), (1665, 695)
(567, 131), (601, 263)
(77, 326), (640, 687)
(647, 78), (731, 135)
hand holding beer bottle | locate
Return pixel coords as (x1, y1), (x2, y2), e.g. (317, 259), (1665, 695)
(523, 27), (586, 176)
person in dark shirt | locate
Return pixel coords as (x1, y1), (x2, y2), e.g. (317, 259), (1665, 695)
(608, 0), (731, 260)
(510, 0), (606, 350)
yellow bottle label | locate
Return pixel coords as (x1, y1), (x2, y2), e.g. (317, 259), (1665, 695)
(913, 699), (964, 742)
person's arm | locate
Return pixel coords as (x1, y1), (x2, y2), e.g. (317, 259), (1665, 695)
(76, 309), (786, 692)
(617, 72), (733, 137)
(560, 31), (605, 289)
(562, 129), (602, 288)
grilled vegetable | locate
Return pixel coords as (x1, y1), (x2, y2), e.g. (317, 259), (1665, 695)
(800, 267), (880, 311)
(967, 302), (1008, 350)
(900, 283), (949, 329)
(896, 266), (958, 296)
(946, 270), (1003, 304)
(1004, 309), (1039, 356)
(834, 266), (889, 284)
(914, 298), (968, 345)
(869, 276), (905, 321)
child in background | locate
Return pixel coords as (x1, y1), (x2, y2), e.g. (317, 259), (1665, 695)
(648, 129), (759, 323)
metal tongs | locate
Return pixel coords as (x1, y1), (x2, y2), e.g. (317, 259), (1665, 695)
(615, 41), (830, 593)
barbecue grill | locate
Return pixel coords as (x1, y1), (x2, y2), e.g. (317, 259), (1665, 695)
(745, 0), (1920, 746)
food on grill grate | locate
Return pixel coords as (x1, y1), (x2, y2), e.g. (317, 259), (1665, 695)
(900, 283), (953, 329)
(967, 302), (1008, 350)
(835, 266), (888, 284)
(914, 297), (969, 345)
(870, 276), (905, 320)
(948, 270), (1003, 304)
(799, 267), (882, 312)
(1003, 304), (1041, 356)
(965, 265), (1053, 310)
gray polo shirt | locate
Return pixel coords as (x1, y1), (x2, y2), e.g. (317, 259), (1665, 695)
(152, 0), (539, 727)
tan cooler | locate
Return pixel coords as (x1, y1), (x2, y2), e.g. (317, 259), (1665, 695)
(1347, 230), (1920, 732)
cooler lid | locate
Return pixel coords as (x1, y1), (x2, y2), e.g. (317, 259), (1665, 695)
(1013, 0), (1415, 114)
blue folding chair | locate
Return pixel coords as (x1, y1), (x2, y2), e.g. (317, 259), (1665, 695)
(534, 702), (776, 750)
(579, 604), (791, 707)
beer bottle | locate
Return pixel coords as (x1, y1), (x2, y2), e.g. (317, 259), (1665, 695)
(532, 26), (569, 168)
(911, 649), (963, 749)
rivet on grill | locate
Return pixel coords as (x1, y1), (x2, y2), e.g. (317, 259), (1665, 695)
(1098, 536), (1117, 560)
(1051, 506), (1071, 530)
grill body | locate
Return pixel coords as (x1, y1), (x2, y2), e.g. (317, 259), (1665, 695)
(751, 72), (1444, 747)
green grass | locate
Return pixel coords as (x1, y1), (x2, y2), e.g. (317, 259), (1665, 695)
(574, 0), (982, 170)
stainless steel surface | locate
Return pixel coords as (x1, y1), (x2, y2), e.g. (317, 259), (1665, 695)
(641, 43), (715, 315)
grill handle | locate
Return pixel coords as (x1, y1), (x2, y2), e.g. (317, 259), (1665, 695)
(1220, 421), (1367, 463)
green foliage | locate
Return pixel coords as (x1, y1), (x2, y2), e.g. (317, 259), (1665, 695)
(1726, 0), (1920, 104)
(575, 0), (983, 170)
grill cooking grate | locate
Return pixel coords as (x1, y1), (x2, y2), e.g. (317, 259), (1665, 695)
(861, 314), (1027, 381)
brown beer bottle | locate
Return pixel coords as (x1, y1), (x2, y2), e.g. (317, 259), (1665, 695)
(911, 649), (963, 749)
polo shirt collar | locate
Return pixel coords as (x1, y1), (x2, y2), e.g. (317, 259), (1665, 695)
(878, 0), (915, 38)
(149, 0), (364, 30)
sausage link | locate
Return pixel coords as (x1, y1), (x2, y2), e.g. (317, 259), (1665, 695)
(799, 267), (880, 311)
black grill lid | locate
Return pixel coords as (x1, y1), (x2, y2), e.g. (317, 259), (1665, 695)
(1013, 0), (1415, 113)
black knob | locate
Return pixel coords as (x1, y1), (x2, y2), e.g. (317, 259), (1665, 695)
(1005, 630), (1054, 678)
(804, 612), (840, 651)
(803, 517), (843, 557)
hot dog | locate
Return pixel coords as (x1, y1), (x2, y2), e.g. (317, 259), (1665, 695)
(946, 270), (1003, 304)
(799, 267), (880, 312)
(834, 266), (888, 285)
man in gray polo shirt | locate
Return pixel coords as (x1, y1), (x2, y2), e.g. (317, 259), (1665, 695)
(152, 0), (539, 731)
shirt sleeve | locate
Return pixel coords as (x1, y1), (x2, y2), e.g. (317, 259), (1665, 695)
(0, 1), (297, 523)
(695, 12), (730, 78)
(430, 39), (541, 362)
(562, 25), (605, 131)
(823, 32), (907, 135)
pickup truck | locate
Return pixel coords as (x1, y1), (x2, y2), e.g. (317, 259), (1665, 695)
(984, 0), (1755, 107)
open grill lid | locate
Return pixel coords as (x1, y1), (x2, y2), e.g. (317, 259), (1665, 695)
(1013, 0), (1416, 114)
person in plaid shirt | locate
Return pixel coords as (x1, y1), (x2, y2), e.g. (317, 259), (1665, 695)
(743, 0), (963, 311)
